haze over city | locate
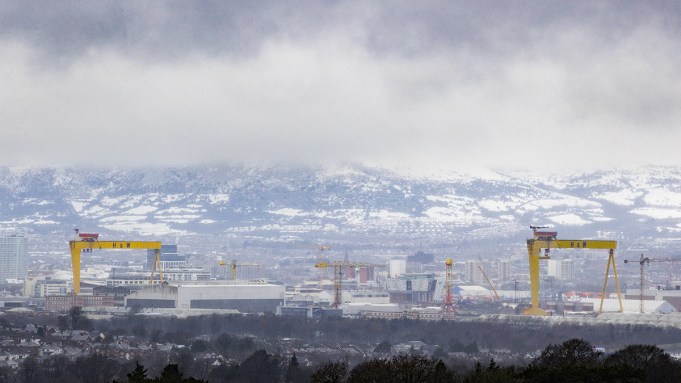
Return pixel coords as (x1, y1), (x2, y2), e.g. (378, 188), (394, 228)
(1, 1), (681, 172)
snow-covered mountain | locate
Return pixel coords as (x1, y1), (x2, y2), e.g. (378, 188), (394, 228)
(1, 165), (681, 246)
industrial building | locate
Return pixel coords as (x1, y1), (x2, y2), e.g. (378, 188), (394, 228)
(342, 290), (390, 304)
(46, 295), (115, 311)
(385, 274), (437, 304)
(24, 276), (72, 297)
(625, 288), (681, 311)
(125, 281), (285, 313)
(581, 298), (677, 314)
(455, 285), (492, 298)
(106, 268), (211, 287)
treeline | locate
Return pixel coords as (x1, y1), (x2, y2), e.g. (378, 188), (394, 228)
(3, 339), (679, 382)
(7, 310), (681, 353)
(307, 339), (681, 382)
(93, 313), (681, 353)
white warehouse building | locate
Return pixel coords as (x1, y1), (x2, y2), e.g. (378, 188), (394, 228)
(125, 281), (285, 313)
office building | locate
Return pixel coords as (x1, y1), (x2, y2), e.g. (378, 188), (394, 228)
(146, 244), (186, 271)
(465, 260), (485, 285)
(0, 235), (28, 282)
(547, 259), (573, 280)
(389, 259), (406, 277)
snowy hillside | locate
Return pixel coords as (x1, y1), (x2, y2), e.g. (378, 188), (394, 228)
(0, 165), (680, 245)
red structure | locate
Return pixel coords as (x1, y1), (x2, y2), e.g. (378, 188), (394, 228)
(443, 258), (455, 315)
(78, 233), (99, 241)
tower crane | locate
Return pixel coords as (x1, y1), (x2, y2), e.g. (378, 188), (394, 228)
(316, 245), (332, 288)
(524, 226), (622, 315)
(218, 260), (262, 280)
(443, 258), (456, 315)
(314, 261), (384, 308)
(624, 254), (676, 314)
(478, 265), (500, 301)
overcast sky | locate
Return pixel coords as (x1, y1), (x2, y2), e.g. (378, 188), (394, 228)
(1, 1), (680, 173)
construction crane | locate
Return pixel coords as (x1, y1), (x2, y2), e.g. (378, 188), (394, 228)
(316, 245), (332, 288)
(443, 258), (455, 315)
(218, 260), (262, 280)
(314, 261), (384, 308)
(524, 226), (622, 316)
(69, 229), (162, 294)
(478, 265), (500, 301)
(624, 254), (676, 314)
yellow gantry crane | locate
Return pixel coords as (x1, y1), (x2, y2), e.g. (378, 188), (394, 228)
(314, 261), (384, 308)
(69, 230), (162, 294)
(523, 226), (622, 316)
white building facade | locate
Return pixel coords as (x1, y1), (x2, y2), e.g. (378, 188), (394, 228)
(548, 259), (573, 280)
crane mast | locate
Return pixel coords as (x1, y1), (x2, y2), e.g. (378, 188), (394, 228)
(443, 258), (455, 315)
(624, 254), (676, 314)
(218, 260), (261, 280)
(315, 261), (384, 308)
(478, 265), (500, 301)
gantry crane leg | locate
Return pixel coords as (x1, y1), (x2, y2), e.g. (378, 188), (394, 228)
(524, 241), (547, 315)
(149, 249), (164, 285)
(599, 249), (623, 314)
(69, 244), (81, 295)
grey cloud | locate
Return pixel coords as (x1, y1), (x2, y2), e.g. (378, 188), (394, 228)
(0, 1), (337, 62)
(3, 1), (680, 61)
(2, 1), (681, 171)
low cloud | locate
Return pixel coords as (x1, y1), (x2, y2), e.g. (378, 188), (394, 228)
(1, 1), (680, 172)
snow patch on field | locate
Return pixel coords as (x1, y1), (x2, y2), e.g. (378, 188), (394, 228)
(124, 206), (158, 215)
(101, 222), (187, 236)
(594, 190), (643, 206)
(479, 199), (510, 212)
(368, 210), (410, 220)
(643, 189), (681, 206)
(521, 197), (600, 212)
(100, 196), (123, 206)
(269, 208), (304, 217)
(70, 201), (87, 213)
(631, 208), (681, 219)
(547, 214), (591, 226)
(207, 194), (230, 204)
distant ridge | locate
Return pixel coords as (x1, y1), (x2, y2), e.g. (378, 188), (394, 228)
(0, 165), (680, 248)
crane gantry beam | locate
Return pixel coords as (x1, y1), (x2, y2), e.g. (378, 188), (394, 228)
(524, 227), (622, 316)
